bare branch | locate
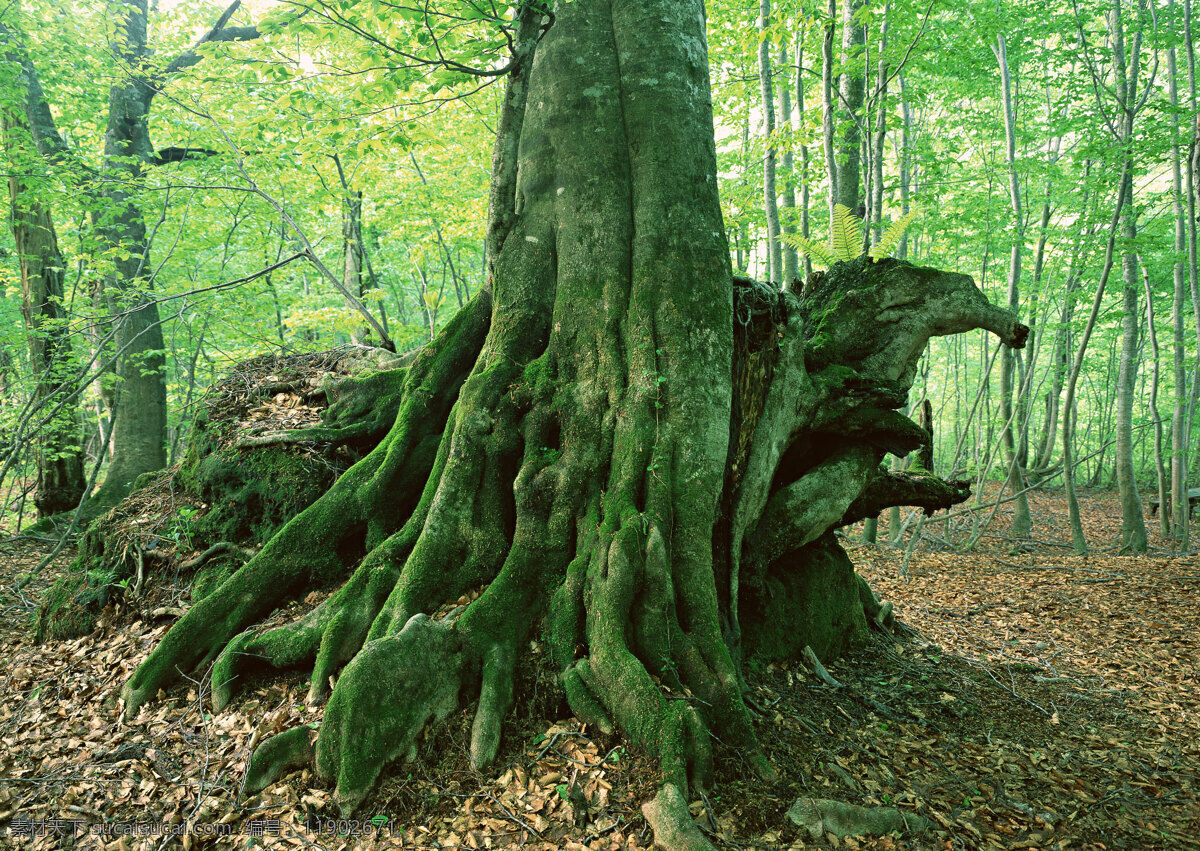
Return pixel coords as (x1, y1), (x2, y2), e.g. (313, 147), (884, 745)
(162, 0), (262, 77)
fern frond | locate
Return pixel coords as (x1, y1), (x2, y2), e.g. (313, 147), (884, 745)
(781, 232), (837, 267)
(869, 209), (919, 260)
(830, 203), (865, 262)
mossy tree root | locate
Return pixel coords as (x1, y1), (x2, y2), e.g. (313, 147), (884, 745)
(122, 293), (490, 718)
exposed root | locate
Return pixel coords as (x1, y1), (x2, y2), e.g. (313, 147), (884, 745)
(232, 428), (368, 450)
(311, 614), (471, 815)
(787, 797), (933, 839)
(855, 574), (895, 632)
(641, 784), (716, 851)
(241, 726), (316, 798)
(802, 645), (843, 688)
(121, 293), (491, 718)
(179, 542), (256, 572)
(470, 643), (516, 769)
(211, 599), (333, 711)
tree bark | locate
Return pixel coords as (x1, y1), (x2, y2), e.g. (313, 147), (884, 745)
(1143, 261), (1170, 538)
(1064, 158), (1130, 554)
(822, 0), (838, 231)
(795, 39), (813, 283)
(2, 112), (87, 517)
(993, 32), (1032, 541)
(758, 0), (782, 285)
(867, 3), (890, 243)
(836, 0), (865, 215)
(1168, 0), (1191, 548)
(1033, 161), (1094, 477)
(778, 44), (799, 287)
(1109, 0), (1148, 552)
(83, 0), (169, 504)
(10, 0), (258, 506)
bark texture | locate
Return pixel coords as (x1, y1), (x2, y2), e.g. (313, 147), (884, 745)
(3, 114), (88, 516)
(119, 1), (1027, 842)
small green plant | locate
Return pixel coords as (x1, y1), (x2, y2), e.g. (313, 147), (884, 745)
(784, 204), (918, 267)
(162, 505), (201, 548)
(86, 567), (117, 588)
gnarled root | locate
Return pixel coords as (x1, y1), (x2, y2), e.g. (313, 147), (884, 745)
(242, 726), (316, 798)
(642, 784), (716, 851)
(316, 615), (469, 815)
(856, 574), (895, 632)
(121, 293), (490, 719)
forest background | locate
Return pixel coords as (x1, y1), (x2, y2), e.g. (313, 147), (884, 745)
(1, 0), (1198, 552)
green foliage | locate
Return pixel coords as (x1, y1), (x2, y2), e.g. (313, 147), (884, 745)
(870, 210), (919, 261)
(830, 204), (866, 263)
(0, 0), (1193, 544)
(783, 205), (918, 268)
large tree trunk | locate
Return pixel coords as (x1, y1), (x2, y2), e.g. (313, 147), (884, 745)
(74, 0), (168, 505)
(120, 1), (1027, 842)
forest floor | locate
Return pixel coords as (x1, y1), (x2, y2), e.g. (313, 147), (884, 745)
(0, 488), (1197, 850)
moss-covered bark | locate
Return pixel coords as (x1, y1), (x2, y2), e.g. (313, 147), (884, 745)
(117, 2), (1027, 846)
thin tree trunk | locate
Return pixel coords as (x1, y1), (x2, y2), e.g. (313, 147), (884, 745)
(411, 153), (467, 309)
(1110, 0), (1148, 552)
(1169, 0), (1191, 547)
(868, 3), (890, 242)
(1185, 0), (1199, 551)
(1026, 90), (1063, 477)
(822, 0), (838, 231)
(836, 0), (865, 215)
(332, 155), (388, 344)
(882, 76), (913, 547)
(1064, 155), (1129, 553)
(1034, 162), (1095, 476)
(795, 38), (813, 283)
(993, 32), (1032, 540)
(858, 3), (882, 549)
(342, 188), (368, 341)
(1143, 260), (1170, 538)
(896, 72), (913, 263)
(778, 45), (799, 287)
(758, 0), (782, 285)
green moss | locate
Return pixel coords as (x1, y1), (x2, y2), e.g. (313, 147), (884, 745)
(740, 533), (869, 663)
(190, 555), (242, 602)
(181, 421), (342, 548)
(130, 471), (157, 491)
(321, 369), (408, 435)
(35, 566), (114, 643)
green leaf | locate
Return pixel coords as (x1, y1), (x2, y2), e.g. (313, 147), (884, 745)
(781, 232), (836, 267)
(869, 209), (919, 260)
(830, 203), (865, 262)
